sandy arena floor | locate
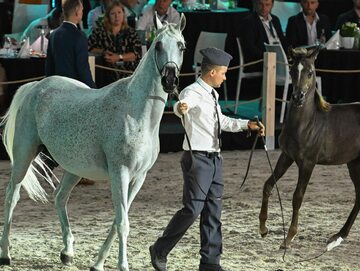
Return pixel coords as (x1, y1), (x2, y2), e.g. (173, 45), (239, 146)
(0, 149), (359, 271)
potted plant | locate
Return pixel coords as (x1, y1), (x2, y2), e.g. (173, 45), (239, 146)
(340, 22), (360, 49)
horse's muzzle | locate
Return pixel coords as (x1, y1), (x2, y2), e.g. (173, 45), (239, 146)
(161, 65), (179, 93)
(291, 90), (306, 107)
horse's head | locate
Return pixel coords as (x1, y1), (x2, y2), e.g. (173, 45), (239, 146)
(152, 13), (186, 94)
(289, 45), (321, 107)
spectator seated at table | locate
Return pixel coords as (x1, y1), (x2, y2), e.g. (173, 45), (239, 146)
(88, 0), (142, 86)
(120, 0), (147, 28)
(136, 0), (180, 32)
(238, 0), (287, 72)
(21, 7), (63, 45)
(335, 0), (360, 30)
(286, 0), (332, 49)
(87, 0), (112, 34)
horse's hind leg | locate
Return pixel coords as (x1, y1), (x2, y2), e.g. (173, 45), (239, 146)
(327, 160), (360, 246)
(0, 147), (38, 265)
(0, 178), (22, 265)
(259, 152), (294, 238)
(54, 171), (81, 265)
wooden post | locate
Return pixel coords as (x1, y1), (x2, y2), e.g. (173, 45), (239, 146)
(261, 52), (276, 150)
(88, 55), (95, 83)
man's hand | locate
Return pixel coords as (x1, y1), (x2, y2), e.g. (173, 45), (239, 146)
(247, 120), (265, 136)
(177, 102), (188, 115)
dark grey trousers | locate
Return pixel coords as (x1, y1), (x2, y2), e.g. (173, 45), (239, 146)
(154, 151), (224, 266)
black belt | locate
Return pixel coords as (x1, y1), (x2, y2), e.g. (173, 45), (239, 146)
(188, 150), (220, 159)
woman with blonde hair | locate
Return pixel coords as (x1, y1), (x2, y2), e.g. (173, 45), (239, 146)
(88, 0), (142, 86)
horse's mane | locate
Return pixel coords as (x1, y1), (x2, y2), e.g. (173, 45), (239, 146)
(314, 89), (331, 112)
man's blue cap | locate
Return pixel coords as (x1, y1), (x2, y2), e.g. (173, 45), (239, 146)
(200, 47), (233, 66)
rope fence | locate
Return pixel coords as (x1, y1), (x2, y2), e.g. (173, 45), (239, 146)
(2, 57), (360, 87)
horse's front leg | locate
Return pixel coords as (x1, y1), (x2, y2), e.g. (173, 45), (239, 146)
(90, 219), (117, 271)
(110, 166), (131, 271)
(54, 171), (81, 265)
(0, 179), (22, 265)
(259, 152), (294, 238)
(281, 162), (315, 249)
(90, 173), (147, 271)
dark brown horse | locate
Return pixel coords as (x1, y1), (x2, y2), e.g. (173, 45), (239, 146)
(259, 46), (360, 250)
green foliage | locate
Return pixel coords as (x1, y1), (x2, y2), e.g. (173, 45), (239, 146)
(340, 22), (360, 37)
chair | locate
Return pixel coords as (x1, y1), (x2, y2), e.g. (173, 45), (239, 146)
(193, 31), (228, 102)
(264, 43), (322, 123)
(271, 1), (302, 33)
(234, 37), (263, 114)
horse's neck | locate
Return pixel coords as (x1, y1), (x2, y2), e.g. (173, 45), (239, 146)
(127, 50), (167, 127)
(286, 91), (317, 127)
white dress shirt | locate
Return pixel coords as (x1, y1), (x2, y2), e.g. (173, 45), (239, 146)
(303, 12), (320, 45)
(87, 5), (104, 33)
(136, 4), (180, 31)
(174, 78), (249, 152)
(260, 14), (280, 44)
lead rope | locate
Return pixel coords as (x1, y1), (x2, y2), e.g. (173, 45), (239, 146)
(239, 116), (287, 261)
(172, 92), (209, 199)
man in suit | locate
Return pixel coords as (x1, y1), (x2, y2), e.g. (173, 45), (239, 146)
(238, 0), (287, 72)
(335, 0), (360, 30)
(44, 0), (96, 184)
(286, 0), (332, 49)
(46, 0), (96, 88)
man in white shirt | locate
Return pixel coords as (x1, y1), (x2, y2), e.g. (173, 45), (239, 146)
(286, 0), (331, 48)
(149, 47), (264, 271)
(87, 0), (112, 33)
(136, 0), (180, 31)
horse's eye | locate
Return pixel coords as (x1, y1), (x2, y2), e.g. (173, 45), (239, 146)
(308, 70), (313, 78)
(177, 42), (186, 52)
(155, 41), (162, 51)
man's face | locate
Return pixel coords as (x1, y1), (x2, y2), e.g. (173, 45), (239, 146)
(155, 0), (172, 16)
(256, 0), (273, 19)
(210, 66), (227, 88)
(301, 0), (319, 16)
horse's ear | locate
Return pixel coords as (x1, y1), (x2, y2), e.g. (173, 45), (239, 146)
(307, 45), (322, 60)
(153, 11), (163, 30)
(176, 13), (186, 32)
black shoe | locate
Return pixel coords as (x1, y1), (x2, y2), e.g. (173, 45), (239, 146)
(149, 245), (167, 271)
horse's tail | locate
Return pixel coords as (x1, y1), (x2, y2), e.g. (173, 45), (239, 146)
(1, 82), (53, 203)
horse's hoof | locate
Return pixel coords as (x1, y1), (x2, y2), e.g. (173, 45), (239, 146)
(279, 242), (291, 250)
(0, 257), (11, 266)
(326, 236), (344, 251)
(90, 267), (102, 271)
(259, 227), (268, 238)
(60, 252), (73, 265)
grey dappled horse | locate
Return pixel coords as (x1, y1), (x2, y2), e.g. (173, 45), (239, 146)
(0, 14), (186, 271)
(259, 46), (360, 250)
